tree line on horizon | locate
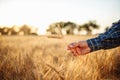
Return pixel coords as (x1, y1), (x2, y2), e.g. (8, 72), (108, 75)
(47, 20), (101, 35)
(0, 20), (109, 36)
(0, 25), (38, 36)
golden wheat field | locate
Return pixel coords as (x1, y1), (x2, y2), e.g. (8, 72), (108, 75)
(0, 35), (120, 80)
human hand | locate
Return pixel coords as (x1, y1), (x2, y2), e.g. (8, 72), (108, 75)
(67, 41), (91, 56)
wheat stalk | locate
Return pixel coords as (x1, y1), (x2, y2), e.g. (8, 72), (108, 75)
(46, 63), (64, 80)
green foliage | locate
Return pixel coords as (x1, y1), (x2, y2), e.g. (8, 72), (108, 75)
(78, 21), (99, 35)
(47, 21), (77, 35)
(47, 20), (100, 35)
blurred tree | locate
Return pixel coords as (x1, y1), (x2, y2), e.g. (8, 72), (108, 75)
(62, 21), (77, 35)
(20, 25), (31, 35)
(29, 27), (38, 35)
(0, 27), (11, 35)
(47, 21), (77, 35)
(78, 21), (99, 35)
(47, 24), (58, 34)
(78, 25), (82, 31)
(47, 22), (65, 34)
(63, 22), (76, 34)
(57, 22), (65, 28)
(9, 25), (19, 35)
(2, 27), (9, 35)
(47, 21), (99, 35)
(0, 25), (38, 36)
(0, 27), (3, 35)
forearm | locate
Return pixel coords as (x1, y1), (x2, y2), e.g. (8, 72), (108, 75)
(87, 20), (120, 52)
(87, 37), (120, 52)
(101, 37), (120, 49)
(87, 37), (103, 52)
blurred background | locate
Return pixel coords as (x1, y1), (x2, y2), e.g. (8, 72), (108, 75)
(0, 0), (120, 36)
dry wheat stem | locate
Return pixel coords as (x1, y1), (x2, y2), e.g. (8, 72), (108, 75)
(46, 63), (64, 80)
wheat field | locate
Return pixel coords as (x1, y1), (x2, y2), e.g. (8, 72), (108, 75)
(0, 35), (120, 80)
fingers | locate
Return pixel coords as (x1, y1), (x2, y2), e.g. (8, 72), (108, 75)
(67, 46), (90, 56)
(68, 41), (87, 49)
(67, 41), (90, 56)
(67, 42), (82, 56)
(71, 48), (77, 54)
(67, 42), (79, 50)
(76, 47), (82, 55)
(68, 47), (82, 56)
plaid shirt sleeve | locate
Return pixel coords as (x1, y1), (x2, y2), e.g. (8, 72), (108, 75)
(87, 20), (120, 52)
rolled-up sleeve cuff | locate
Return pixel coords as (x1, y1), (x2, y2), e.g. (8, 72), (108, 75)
(87, 37), (102, 52)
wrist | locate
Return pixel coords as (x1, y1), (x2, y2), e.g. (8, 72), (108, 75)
(87, 37), (102, 52)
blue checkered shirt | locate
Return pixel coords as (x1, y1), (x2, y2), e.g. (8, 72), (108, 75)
(87, 20), (120, 52)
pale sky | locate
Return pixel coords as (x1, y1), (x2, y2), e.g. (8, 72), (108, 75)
(0, 0), (120, 34)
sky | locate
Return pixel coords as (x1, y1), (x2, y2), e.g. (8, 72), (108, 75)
(0, 0), (120, 34)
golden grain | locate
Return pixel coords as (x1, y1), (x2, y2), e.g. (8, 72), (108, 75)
(0, 35), (120, 80)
